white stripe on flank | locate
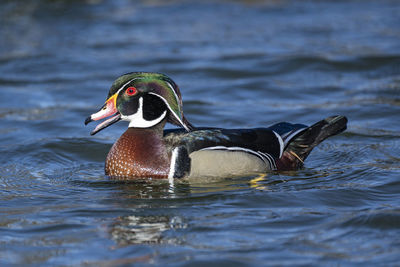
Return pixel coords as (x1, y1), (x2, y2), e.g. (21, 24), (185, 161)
(258, 151), (277, 170)
(168, 147), (179, 182)
(273, 131), (284, 158)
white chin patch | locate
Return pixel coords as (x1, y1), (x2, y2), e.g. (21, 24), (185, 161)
(122, 97), (167, 128)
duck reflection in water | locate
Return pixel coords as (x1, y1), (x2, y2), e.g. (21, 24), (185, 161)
(106, 173), (270, 247)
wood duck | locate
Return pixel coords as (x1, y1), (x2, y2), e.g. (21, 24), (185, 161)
(85, 72), (347, 180)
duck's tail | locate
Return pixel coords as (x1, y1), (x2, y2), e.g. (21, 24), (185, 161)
(276, 115), (348, 171)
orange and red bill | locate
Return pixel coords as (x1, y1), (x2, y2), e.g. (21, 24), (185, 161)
(85, 93), (121, 135)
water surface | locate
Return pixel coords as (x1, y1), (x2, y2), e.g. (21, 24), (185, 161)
(1, 0), (400, 265)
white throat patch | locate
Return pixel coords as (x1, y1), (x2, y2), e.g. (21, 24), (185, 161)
(122, 97), (167, 128)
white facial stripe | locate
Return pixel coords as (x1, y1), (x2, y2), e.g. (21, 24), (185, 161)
(117, 77), (139, 94)
(122, 97), (167, 128)
(110, 77), (140, 100)
(166, 82), (181, 107)
(148, 92), (190, 132)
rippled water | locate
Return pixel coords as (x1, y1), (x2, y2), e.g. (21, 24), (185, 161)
(1, 0), (400, 265)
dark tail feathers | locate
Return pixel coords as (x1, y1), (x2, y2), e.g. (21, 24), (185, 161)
(277, 115), (347, 170)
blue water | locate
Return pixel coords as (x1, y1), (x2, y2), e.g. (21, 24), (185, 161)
(1, 0), (400, 265)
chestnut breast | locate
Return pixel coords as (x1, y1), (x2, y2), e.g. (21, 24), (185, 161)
(105, 127), (170, 179)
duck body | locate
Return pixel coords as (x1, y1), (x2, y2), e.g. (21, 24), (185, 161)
(103, 117), (346, 179)
(85, 72), (347, 180)
(104, 125), (290, 179)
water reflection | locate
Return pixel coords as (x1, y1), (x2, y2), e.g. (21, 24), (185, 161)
(104, 172), (325, 246)
(109, 214), (186, 246)
(104, 175), (269, 246)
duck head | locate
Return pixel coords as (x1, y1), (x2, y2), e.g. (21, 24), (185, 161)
(85, 72), (194, 135)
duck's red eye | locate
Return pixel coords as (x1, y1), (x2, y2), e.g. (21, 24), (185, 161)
(125, 87), (137, 96)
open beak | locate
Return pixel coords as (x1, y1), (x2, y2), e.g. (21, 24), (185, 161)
(85, 93), (121, 135)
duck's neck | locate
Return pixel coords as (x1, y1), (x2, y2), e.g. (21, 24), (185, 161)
(105, 123), (170, 179)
